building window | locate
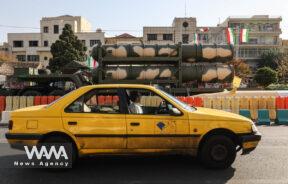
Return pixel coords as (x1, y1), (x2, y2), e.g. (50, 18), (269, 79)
(27, 55), (39, 62)
(13, 41), (24, 47)
(54, 25), (59, 34)
(43, 26), (49, 33)
(182, 34), (189, 44)
(44, 56), (48, 60)
(163, 34), (173, 41)
(16, 55), (26, 62)
(44, 40), (49, 47)
(81, 40), (86, 46)
(147, 34), (157, 41)
(29, 40), (38, 47)
(90, 40), (100, 47)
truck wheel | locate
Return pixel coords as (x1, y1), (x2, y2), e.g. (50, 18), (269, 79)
(43, 135), (78, 166)
(21, 90), (42, 96)
(49, 90), (66, 96)
(200, 135), (236, 169)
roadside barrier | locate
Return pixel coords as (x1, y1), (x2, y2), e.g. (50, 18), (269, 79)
(231, 97), (239, 114)
(275, 110), (288, 125)
(19, 96), (27, 109)
(5, 96), (12, 111)
(239, 109), (251, 119)
(257, 109), (271, 125)
(0, 96), (5, 112)
(27, 96), (34, 107)
(40, 96), (48, 105)
(12, 96), (20, 110)
(34, 96), (41, 106)
(2, 94), (288, 125)
(203, 97), (212, 108)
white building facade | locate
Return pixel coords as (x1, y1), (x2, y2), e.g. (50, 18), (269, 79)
(8, 15), (104, 66)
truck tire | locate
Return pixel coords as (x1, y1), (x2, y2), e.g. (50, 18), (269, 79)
(43, 135), (78, 166)
(200, 135), (236, 169)
(21, 90), (42, 96)
(49, 90), (66, 96)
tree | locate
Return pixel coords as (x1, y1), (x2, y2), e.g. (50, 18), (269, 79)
(0, 53), (13, 62)
(276, 55), (288, 83)
(229, 59), (252, 78)
(258, 49), (283, 70)
(49, 24), (87, 72)
(254, 67), (278, 87)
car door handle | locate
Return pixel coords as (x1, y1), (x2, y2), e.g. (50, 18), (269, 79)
(130, 122), (140, 126)
(68, 121), (77, 125)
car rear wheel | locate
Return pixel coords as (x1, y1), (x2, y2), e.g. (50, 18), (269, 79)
(43, 135), (78, 166)
(200, 135), (236, 169)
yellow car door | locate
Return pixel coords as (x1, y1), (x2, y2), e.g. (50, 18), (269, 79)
(62, 88), (127, 149)
(124, 88), (190, 149)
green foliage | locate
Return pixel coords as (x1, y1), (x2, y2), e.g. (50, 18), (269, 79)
(49, 24), (87, 72)
(254, 67), (278, 87)
(265, 83), (288, 90)
(258, 49), (283, 70)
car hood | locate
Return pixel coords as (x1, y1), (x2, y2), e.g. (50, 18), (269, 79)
(190, 107), (252, 123)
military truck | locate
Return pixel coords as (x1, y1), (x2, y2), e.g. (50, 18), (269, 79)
(91, 43), (235, 95)
(0, 71), (92, 96)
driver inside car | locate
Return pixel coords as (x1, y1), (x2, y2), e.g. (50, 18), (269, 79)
(128, 91), (143, 114)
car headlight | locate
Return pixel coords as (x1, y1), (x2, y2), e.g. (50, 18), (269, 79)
(251, 123), (258, 133)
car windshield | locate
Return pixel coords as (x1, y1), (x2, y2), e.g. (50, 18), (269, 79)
(158, 89), (196, 112)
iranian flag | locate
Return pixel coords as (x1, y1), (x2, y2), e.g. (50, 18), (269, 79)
(194, 33), (199, 44)
(86, 56), (98, 69)
(226, 28), (235, 45)
(240, 29), (249, 43)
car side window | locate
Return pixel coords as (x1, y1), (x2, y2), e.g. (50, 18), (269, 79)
(65, 88), (121, 114)
(125, 88), (178, 115)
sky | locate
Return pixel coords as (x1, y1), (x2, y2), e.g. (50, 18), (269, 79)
(0, 0), (287, 44)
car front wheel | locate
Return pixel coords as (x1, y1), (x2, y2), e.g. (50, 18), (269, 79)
(200, 135), (236, 169)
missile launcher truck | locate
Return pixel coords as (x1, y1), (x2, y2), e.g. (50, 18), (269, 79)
(91, 43), (235, 95)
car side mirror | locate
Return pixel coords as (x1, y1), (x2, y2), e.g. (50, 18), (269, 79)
(169, 108), (181, 116)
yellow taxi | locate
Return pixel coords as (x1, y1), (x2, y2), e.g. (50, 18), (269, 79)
(6, 84), (261, 169)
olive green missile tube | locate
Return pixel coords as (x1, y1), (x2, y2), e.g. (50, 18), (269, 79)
(91, 43), (234, 83)
(92, 43), (234, 62)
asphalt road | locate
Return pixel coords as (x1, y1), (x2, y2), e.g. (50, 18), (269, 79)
(0, 126), (288, 184)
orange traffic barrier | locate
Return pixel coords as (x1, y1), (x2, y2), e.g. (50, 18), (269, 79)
(41, 96), (48, 105)
(47, 96), (55, 104)
(98, 96), (105, 105)
(112, 96), (119, 105)
(285, 97), (288, 109)
(54, 96), (61, 100)
(0, 96), (5, 111)
(105, 96), (113, 105)
(186, 96), (194, 106)
(34, 96), (41, 106)
(276, 97), (285, 109)
(194, 97), (203, 107)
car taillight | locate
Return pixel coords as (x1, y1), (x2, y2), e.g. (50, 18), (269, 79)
(8, 120), (13, 130)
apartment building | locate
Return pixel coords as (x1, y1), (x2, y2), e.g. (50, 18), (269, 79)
(220, 15), (282, 61)
(143, 15), (282, 65)
(8, 15), (104, 66)
(143, 17), (197, 44)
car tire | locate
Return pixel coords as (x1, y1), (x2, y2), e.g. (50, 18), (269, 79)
(21, 90), (42, 96)
(200, 135), (236, 169)
(43, 135), (78, 166)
